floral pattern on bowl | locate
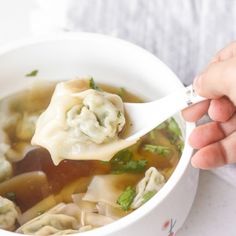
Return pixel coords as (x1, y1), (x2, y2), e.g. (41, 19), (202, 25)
(162, 218), (176, 236)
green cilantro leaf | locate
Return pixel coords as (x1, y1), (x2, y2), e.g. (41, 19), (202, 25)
(117, 111), (122, 118)
(117, 186), (136, 211)
(112, 149), (132, 163)
(167, 118), (181, 137)
(142, 190), (156, 204)
(37, 210), (45, 216)
(144, 144), (171, 156)
(117, 87), (126, 99)
(111, 149), (147, 173)
(177, 142), (184, 153)
(89, 78), (101, 90)
(26, 70), (38, 77)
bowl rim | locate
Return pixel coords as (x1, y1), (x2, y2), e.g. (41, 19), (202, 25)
(0, 32), (196, 236)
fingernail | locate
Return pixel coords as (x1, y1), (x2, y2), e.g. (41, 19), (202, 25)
(191, 158), (198, 168)
(193, 75), (202, 91)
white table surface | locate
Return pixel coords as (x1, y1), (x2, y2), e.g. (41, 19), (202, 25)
(178, 170), (236, 236)
(0, 1), (236, 236)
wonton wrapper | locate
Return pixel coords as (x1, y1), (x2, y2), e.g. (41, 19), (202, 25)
(0, 196), (18, 231)
(83, 173), (140, 207)
(16, 203), (81, 235)
(81, 212), (114, 227)
(72, 193), (97, 213)
(131, 167), (165, 209)
(0, 81), (55, 164)
(32, 79), (136, 165)
(16, 213), (78, 235)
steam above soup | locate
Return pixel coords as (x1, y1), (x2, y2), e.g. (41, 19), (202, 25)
(0, 78), (183, 235)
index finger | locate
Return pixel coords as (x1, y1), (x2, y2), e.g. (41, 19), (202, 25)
(194, 57), (236, 104)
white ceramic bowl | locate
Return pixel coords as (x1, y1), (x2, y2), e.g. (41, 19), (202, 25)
(0, 33), (198, 236)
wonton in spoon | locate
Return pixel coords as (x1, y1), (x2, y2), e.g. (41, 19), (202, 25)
(32, 79), (135, 165)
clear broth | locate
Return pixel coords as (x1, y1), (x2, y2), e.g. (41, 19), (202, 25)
(0, 81), (182, 215)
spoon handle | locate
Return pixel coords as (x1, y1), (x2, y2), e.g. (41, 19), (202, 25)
(124, 84), (207, 142)
(184, 85), (206, 106)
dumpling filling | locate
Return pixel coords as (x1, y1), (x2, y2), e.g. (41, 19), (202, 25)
(66, 90), (125, 145)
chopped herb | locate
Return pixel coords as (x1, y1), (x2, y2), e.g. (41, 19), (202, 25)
(142, 190), (157, 204)
(177, 141), (184, 153)
(26, 70), (38, 77)
(37, 211), (45, 216)
(117, 87), (126, 99)
(112, 149), (132, 163)
(166, 118), (184, 151)
(89, 78), (101, 90)
(121, 159), (147, 172)
(156, 121), (167, 130)
(99, 160), (109, 165)
(117, 111), (122, 118)
(111, 149), (147, 173)
(167, 118), (181, 137)
(5, 192), (16, 202)
(144, 144), (171, 156)
(117, 186), (136, 211)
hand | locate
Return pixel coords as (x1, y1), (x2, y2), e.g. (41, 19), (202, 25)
(182, 42), (236, 169)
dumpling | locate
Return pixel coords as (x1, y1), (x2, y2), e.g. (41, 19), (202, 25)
(17, 201), (111, 235)
(30, 226), (78, 236)
(72, 193), (127, 220)
(32, 79), (135, 165)
(16, 213), (78, 235)
(15, 113), (39, 141)
(18, 202), (85, 235)
(78, 225), (93, 233)
(0, 131), (12, 182)
(81, 212), (114, 227)
(131, 167), (165, 209)
(0, 90), (42, 163)
(0, 196), (18, 231)
(0, 158), (12, 183)
(83, 174), (140, 207)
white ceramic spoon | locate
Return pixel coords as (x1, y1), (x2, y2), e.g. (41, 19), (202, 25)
(31, 83), (206, 163)
(124, 84), (206, 142)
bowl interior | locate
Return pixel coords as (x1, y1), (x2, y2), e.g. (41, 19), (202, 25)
(0, 33), (193, 236)
(0, 34), (183, 99)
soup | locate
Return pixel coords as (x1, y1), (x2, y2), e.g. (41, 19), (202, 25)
(0, 79), (183, 235)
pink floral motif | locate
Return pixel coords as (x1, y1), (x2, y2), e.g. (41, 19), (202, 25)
(162, 218), (176, 236)
(162, 220), (170, 230)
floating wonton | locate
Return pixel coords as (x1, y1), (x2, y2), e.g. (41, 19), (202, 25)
(131, 167), (165, 209)
(81, 212), (114, 227)
(17, 201), (110, 235)
(0, 196), (18, 231)
(16, 203), (81, 235)
(0, 82), (55, 164)
(83, 173), (140, 207)
(16, 214), (78, 235)
(32, 79), (136, 165)
(72, 193), (97, 213)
